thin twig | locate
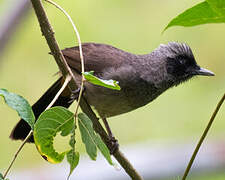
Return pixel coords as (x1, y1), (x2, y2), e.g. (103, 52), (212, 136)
(43, 0), (83, 84)
(46, 75), (71, 109)
(42, 5), (85, 180)
(29, 0), (143, 179)
(182, 92), (225, 180)
(3, 130), (33, 179)
(2, 76), (72, 179)
(44, 0), (85, 127)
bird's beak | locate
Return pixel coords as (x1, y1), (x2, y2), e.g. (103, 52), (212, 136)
(194, 67), (215, 76)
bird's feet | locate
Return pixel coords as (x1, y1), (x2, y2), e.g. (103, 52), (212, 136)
(102, 117), (119, 154)
(68, 87), (85, 104)
(108, 135), (119, 154)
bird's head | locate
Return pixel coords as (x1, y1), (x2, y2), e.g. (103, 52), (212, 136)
(156, 42), (214, 86)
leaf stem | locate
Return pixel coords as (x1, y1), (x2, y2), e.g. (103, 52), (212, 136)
(3, 130), (33, 179)
(43, 3), (85, 178)
(46, 75), (71, 110)
(44, 0), (85, 118)
(182, 92), (225, 180)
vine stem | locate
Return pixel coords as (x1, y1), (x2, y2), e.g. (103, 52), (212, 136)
(182, 92), (225, 180)
(3, 130), (33, 179)
(46, 75), (71, 109)
(42, 4), (85, 179)
(2, 72), (72, 179)
(44, 0), (85, 119)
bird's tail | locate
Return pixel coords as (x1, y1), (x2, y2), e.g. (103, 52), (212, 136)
(10, 77), (73, 143)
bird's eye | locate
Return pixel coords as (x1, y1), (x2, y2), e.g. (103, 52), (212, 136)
(177, 56), (186, 65)
(179, 59), (186, 65)
(166, 55), (190, 77)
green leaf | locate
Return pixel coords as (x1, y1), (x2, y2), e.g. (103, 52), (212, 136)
(78, 113), (113, 165)
(66, 126), (79, 178)
(0, 88), (35, 129)
(83, 71), (121, 90)
(66, 150), (79, 177)
(33, 106), (74, 163)
(94, 134), (113, 165)
(0, 173), (3, 180)
(78, 113), (97, 160)
(206, 0), (225, 15)
(0, 173), (9, 180)
(164, 1), (225, 31)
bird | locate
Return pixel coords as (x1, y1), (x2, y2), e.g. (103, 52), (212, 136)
(10, 42), (214, 144)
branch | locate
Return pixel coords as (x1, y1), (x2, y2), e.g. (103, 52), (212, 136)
(3, 131), (33, 179)
(182, 92), (225, 180)
(29, 0), (143, 179)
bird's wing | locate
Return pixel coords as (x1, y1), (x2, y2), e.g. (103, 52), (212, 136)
(62, 43), (128, 76)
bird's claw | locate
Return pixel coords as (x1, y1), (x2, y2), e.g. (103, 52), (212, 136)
(68, 87), (85, 104)
(108, 136), (119, 154)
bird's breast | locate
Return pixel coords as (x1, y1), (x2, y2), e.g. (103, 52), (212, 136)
(83, 78), (160, 118)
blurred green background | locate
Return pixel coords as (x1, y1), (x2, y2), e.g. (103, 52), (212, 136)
(0, 0), (224, 179)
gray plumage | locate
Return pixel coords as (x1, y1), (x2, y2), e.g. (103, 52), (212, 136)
(10, 42), (214, 142)
(62, 42), (213, 118)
